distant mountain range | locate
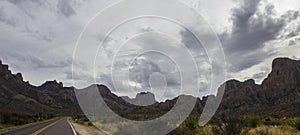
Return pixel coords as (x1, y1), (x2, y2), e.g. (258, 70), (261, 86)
(0, 57), (299, 121)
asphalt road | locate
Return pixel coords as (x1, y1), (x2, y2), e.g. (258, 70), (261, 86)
(0, 117), (77, 135)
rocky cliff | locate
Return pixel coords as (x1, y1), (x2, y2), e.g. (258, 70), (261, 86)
(0, 57), (299, 121)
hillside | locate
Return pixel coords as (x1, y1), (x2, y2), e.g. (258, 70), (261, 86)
(0, 57), (300, 128)
(77, 57), (300, 120)
(0, 60), (82, 125)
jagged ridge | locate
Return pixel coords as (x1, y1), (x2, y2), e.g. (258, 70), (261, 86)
(0, 57), (299, 121)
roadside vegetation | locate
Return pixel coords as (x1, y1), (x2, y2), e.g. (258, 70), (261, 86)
(70, 114), (300, 135)
(0, 111), (76, 133)
(70, 115), (93, 127)
(0, 112), (56, 132)
(175, 115), (300, 135)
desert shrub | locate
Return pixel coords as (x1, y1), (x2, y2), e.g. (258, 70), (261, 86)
(170, 116), (202, 135)
(255, 128), (272, 135)
(184, 116), (199, 131)
(263, 120), (281, 126)
(294, 119), (300, 130)
(211, 114), (250, 135)
(262, 117), (282, 126)
(1, 113), (33, 126)
(246, 116), (260, 128)
(83, 121), (93, 126)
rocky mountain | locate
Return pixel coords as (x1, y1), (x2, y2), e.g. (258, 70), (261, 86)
(216, 58), (300, 116)
(122, 91), (157, 106)
(0, 60), (81, 118)
(0, 57), (299, 123)
(77, 57), (300, 121)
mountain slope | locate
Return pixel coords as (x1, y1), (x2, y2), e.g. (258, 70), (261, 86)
(0, 60), (81, 116)
(0, 57), (299, 123)
(216, 58), (300, 116)
(76, 57), (300, 120)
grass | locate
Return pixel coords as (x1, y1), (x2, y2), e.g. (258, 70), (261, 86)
(68, 115), (300, 135)
(248, 125), (300, 135)
(294, 119), (300, 130)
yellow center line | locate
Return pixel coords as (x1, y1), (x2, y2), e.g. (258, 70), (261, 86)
(31, 120), (60, 135)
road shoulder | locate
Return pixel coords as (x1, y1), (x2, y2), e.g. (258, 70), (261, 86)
(70, 122), (106, 135)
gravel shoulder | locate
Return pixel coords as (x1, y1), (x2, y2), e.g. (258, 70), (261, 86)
(70, 122), (106, 135)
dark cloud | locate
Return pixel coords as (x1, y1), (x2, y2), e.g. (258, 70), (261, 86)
(282, 10), (300, 22)
(129, 56), (180, 89)
(57, 0), (76, 17)
(28, 55), (72, 69)
(178, 0), (299, 76)
(219, 0), (299, 72)
(1, 52), (72, 70)
(179, 29), (204, 52)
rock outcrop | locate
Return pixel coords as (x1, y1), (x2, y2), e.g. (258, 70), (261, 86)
(261, 58), (300, 104)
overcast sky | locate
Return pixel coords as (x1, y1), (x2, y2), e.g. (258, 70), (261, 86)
(0, 0), (299, 100)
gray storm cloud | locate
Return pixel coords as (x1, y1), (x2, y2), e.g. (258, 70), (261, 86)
(219, 0), (300, 72)
(0, 0), (299, 99)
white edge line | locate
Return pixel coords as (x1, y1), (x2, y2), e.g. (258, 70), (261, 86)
(67, 118), (78, 135)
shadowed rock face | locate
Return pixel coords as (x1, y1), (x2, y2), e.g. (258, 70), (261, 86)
(0, 57), (300, 120)
(261, 58), (300, 103)
(217, 58), (300, 116)
(0, 61), (81, 116)
(76, 57), (300, 119)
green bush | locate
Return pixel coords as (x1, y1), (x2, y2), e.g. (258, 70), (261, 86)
(176, 116), (201, 135)
(246, 116), (260, 128)
(295, 119), (300, 130)
(185, 116), (199, 130)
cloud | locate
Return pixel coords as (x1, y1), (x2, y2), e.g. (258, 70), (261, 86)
(57, 0), (76, 17)
(0, 0), (299, 100)
(128, 55), (181, 89)
(1, 51), (72, 70)
(219, 0), (299, 72)
(252, 71), (268, 80)
(6, 0), (77, 18)
(0, 7), (17, 27)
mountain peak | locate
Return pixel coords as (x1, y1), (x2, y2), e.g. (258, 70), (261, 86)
(40, 80), (64, 90)
(243, 79), (256, 87)
(272, 57), (299, 70)
(121, 91), (157, 106)
(0, 61), (10, 73)
(0, 60), (23, 84)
